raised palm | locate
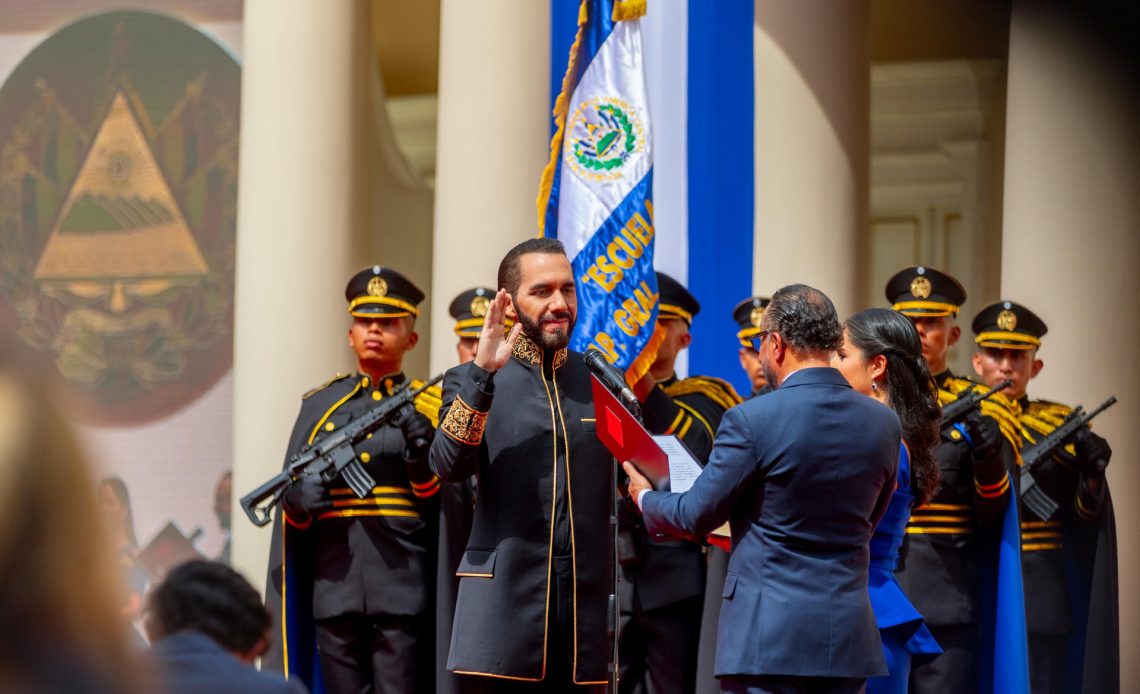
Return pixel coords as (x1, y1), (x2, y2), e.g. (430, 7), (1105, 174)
(474, 289), (522, 372)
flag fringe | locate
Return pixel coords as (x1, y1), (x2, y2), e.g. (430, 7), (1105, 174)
(611, 0), (646, 21)
(536, 0), (589, 236)
(624, 322), (665, 388)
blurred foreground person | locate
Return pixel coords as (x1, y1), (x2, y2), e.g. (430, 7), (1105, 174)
(99, 475), (149, 647)
(0, 349), (142, 693)
(833, 308), (943, 693)
(145, 560), (305, 694)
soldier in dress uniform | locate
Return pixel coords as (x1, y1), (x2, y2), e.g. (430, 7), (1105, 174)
(885, 266), (1022, 694)
(732, 295), (774, 398)
(970, 301), (1117, 694)
(620, 272), (742, 694)
(694, 294), (776, 694)
(448, 287), (511, 365)
(262, 266), (442, 694)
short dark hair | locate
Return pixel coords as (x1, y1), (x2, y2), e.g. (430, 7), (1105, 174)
(143, 560), (270, 653)
(765, 284), (843, 352)
(497, 237), (567, 297)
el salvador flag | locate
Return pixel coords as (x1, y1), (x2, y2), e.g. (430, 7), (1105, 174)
(539, 0), (662, 382)
(551, 0), (756, 395)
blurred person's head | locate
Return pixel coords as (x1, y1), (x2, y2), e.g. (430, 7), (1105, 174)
(834, 308), (941, 506)
(143, 560), (271, 664)
(213, 471), (232, 532)
(99, 475), (138, 548)
(0, 347), (141, 691)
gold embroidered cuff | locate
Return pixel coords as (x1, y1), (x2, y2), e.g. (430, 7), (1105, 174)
(440, 395), (488, 445)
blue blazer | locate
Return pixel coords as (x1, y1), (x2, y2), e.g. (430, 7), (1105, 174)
(149, 632), (308, 694)
(641, 367), (900, 679)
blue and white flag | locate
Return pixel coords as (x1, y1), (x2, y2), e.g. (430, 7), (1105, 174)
(538, 0), (661, 381)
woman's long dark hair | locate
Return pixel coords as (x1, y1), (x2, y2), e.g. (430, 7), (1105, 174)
(844, 308), (941, 506)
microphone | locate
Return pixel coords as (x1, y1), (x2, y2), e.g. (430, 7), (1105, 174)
(584, 349), (642, 417)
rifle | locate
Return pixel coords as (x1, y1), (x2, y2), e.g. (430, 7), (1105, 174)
(939, 378), (1012, 433)
(1020, 396), (1117, 521)
(240, 374), (443, 527)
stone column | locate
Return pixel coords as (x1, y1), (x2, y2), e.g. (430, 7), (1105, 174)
(1001, 3), (1139, 688)
(428, 0), (551, 374)
(231, 0), (371, 585)
(752, 0), (870, 316)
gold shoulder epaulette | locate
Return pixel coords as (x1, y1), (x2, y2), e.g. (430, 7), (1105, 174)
(302, 373), (349, 400)
(663, 375), (744, 411)
(937, 375), (978, 403)
(1020, 399), (1077, 456)
(979, 392), (1024, 455)
(411, 378), (443, 428)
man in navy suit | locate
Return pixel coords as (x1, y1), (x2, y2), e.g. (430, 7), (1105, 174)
(145, 560), (307, 694)
(626, 284), (900, 694)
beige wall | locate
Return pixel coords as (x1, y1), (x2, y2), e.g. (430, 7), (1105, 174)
(231, 0), (402, 585)
(1001, 4), (1139, 688)
(752, 0), (870, 315)
(428, 0), (551, 375)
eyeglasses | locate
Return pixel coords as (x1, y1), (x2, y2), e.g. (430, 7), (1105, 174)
(750, 330), (771, 352)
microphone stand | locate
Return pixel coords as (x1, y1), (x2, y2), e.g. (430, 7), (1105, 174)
(607, 392), (641, 694)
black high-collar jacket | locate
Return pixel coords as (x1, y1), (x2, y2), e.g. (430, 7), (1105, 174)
(429, 335), (613, 684)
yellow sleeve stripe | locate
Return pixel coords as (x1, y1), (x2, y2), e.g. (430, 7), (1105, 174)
(677, 400), (714, 439)
(1021, 520), (1062, 529)
(975, 473), (1010, 498)
(1022, 542), (1062, 551)
(908, 515), (971, 523)
(916, 502), (970, 511)
(906, 526), (973, 535)
(676, 415), (693, 439)
(1021, 531), (1062, 541)
(664, 409), (685, 435)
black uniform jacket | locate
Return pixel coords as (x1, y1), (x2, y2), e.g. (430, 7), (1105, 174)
(429, 335), (613, 684)
(262, 372), (441, 682)
(1016, 398), (1117, 692)
(896, 371), (1018, 626)
(622, 374), (741, 610)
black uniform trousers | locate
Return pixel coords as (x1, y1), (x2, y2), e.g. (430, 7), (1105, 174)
(461, 556), (605, 694)
(908, 622), (978, 694)
(314, 612), (428, 694)
(618, 591), (703, 694)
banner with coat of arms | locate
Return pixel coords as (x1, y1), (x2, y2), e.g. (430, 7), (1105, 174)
(537, 0), (661, 381)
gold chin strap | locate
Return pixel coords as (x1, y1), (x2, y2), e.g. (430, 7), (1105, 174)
(976, 331), (1040, 350)
(891, 300), (959, 317)
(348, 295), (419, 317)
(658, 303), (693, 325)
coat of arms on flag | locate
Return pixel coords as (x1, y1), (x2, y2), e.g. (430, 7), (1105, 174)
(538, 0), (661, 384)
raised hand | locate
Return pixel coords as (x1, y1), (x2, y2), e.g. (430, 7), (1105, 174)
(474, 288), (523, 373)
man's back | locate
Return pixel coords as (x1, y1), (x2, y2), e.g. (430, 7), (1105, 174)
(643, 367), (900, 678)
(150, 632), (306, 694)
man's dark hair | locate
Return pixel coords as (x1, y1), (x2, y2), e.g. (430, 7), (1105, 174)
(497, 237), (567, 297)
(143, 560), (270, 654)
(765, 284), (843, 352)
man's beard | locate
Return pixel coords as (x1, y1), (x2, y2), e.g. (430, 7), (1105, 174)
(760, 353), (779, 390)
(518, 308), (574, 351)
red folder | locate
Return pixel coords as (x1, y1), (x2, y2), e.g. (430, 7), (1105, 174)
(590, 375), (671, 490)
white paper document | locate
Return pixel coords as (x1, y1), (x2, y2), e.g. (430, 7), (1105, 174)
(651, 435), (704, 493)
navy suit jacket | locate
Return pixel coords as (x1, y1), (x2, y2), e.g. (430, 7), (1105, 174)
(149, 632), (307, 694)
(641, 367), (900, 679)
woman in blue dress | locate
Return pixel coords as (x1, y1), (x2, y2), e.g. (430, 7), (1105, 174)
(833, 308), (944, 694)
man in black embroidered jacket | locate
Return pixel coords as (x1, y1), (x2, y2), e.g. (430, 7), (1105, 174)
(430, 238), (612, 692)
(428, 237), (611, 688)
